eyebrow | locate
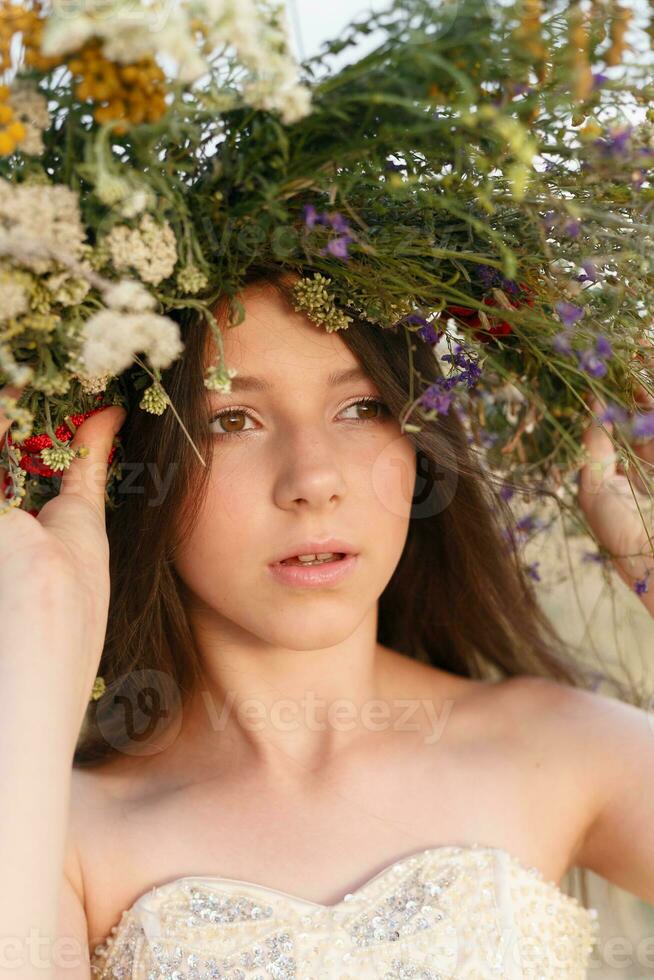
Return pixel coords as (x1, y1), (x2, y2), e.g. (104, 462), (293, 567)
(223, 366), (370, 393)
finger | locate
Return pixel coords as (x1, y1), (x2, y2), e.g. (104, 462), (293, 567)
(633, 382), (654, 411)
(633, 338), (654, 403)
(629, 375), (654, 474)
(0, 384), (26, 501)
(578, 394), (617, 495)
(53, 405), (127, 515)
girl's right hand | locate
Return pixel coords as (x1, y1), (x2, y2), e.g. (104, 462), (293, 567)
(0, 384), (126, 697)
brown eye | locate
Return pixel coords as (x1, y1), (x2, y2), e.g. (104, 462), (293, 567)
(209, 408), (256, 437)
(340, 397), (389, 423)
(355, 401), (381, 420)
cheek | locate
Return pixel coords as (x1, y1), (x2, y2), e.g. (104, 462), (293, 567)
(174, 465), (260, 581)
(366, 435), (417, 522)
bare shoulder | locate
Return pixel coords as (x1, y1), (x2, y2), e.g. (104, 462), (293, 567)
(492, 671), (644, 732)
(484, 672), (638, 746)
(492, 674), (654, 892)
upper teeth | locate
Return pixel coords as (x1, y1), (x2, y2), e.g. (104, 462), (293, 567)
(296, 552), (337, 562)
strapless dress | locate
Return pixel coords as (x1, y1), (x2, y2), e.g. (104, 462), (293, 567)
(89, 843), (600, 979)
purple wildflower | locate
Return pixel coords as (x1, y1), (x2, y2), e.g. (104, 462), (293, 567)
(328, 212), (351, 234)
(418, 322), (442, 346)
(441, 345), (473, 370)
(479, 429), (500, 448)
(476, 264), (520, 294)
(441, 347), (482, 389)
(552, 331), (573, 356)
(582, 550), (608, 564)
(595, 335), (612, 358)
(592, 71), (609, 89)
(526, 561), (541, 582)
(598, 402), (629, 425)
(420, 386), (454, 415)
(463, 361), (482, 388)
(634, 570), (651, 595)
(499, 485), (515, 502)
(577, 349), (608, 378)
(580, 259), (598, 282)
(593, 125), (633, 157)
(321, 235), (352, 260)
(563, 218), (581, 237)
(303, 204), (328, 229)
(516, 513), (538, 534)
(394, 312), (442, 347)
(402, 313), (430, 328)
(543, 210), (558, 232)
(477, 264), (497, 288)
(632, 411), (654, 440)
(555, 300), (584, 326)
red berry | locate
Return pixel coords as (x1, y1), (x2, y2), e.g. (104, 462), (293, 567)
(21, 433), (53, 452)
(55, 422), (74, 442)
(19, 454), (55, 477)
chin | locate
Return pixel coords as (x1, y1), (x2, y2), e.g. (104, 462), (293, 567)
(252, 615), (362, 651)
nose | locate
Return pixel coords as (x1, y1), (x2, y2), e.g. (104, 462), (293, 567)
(272, 429), (348, 511)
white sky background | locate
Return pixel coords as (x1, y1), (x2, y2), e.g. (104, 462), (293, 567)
(286, 0), (652, 63)
(285, 0), (391, 62)
(286, 0), (653, 126)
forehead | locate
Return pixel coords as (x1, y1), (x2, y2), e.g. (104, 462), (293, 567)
(205, 282), (360, 378)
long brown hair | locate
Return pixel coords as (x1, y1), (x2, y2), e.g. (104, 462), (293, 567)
(75, 268), (597, 767)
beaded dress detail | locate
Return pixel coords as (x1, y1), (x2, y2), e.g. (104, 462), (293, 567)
(89, 844), (600, 980)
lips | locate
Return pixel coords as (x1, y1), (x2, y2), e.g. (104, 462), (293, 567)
(279, 553), (345, 566)
(270, 539), (357, 565)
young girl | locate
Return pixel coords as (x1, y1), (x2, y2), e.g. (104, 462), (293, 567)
(1, 271), (653, 980)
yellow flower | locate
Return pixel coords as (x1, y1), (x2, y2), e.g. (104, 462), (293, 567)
(6, 120), (24, 142)
(0, 130), (15, 155)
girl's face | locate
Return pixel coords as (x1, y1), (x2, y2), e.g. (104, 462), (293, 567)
(173, 282), (417, 650)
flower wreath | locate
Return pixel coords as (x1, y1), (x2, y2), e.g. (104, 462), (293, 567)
(0, 0), (653, 595)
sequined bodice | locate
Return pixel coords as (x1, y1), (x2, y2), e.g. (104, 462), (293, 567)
(90, 844), (600, 979)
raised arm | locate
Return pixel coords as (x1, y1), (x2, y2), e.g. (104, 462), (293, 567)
(0, 388), (126, 980)
(577, 391), (654, 616)
(508, 675), (654, 905)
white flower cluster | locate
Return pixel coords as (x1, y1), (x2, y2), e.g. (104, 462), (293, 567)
(41, 0), (206, 79)
(79, 308), (184, 378)
(95, 171), (156, 218)
(102, 278), (157, 312)
(78, 276), (183, 380)
(9, 83), (50, 156)
(41, 0), (311, 123)
(203, 0), (312, 123)
(0, 267), (29, 321)
(104, 213), (178, 286)
(0, 179), (87, 275)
